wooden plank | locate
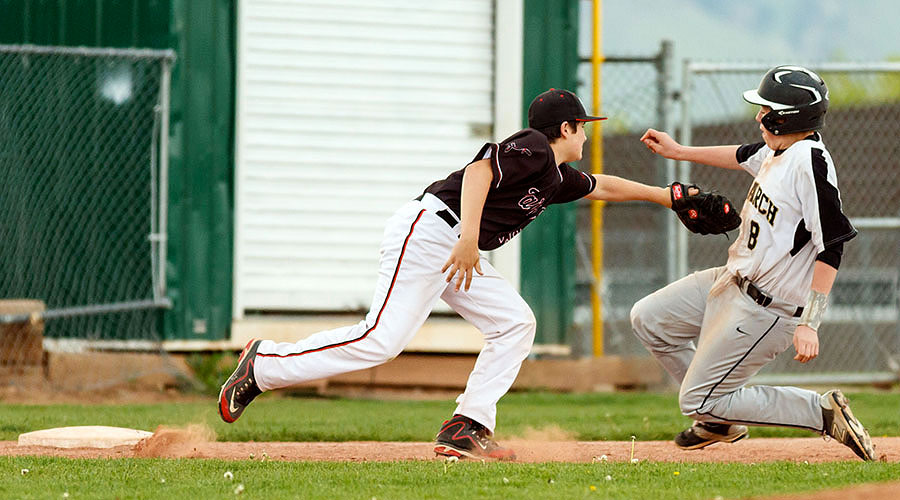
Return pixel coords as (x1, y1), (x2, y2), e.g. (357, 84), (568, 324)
(297, 353), (664, 393)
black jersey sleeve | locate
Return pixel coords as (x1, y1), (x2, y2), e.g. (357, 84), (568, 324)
(550, 165), (597, 204)
(486, 129), (552, 189)
(811, 148), (857, 247)
(736, 142), (766, 163)
(816, 241), (844, 269)
(797, 147), (857, 252)
(736, 142), (769, 176)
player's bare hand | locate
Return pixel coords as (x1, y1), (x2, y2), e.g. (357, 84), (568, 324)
(792, 324), (819, 363)
(640, 129), (682, 159)
(441, 236), (482, 292)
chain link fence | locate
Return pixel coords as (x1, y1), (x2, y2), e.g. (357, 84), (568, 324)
(572, 42), (677, 358)
(0, 45), (176, 389)
(679, 62), (900, 383)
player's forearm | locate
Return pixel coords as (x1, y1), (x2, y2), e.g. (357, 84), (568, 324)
(458, 159), (493, 241)
(587, 174), (670, 207)
(810, 260), (838, 295)
(673, 145), (743, 170)
(798, 260), (838, 332)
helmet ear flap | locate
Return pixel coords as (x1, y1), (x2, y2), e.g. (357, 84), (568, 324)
(760, 110), (790, 135)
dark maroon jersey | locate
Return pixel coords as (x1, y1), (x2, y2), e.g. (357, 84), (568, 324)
(423, 128), (596, 250)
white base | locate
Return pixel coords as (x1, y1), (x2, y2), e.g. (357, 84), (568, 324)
(18, 426), (153, 449)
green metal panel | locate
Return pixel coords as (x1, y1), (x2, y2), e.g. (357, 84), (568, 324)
(521, 0), (581, 346)
(163, 0), (235, 340)
(0, 1), (26, 42)
(0, 0), (168, 48)
(59, 0), (100, 46)
(0, 1), (235, 341)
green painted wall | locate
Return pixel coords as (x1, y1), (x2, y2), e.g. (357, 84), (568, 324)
(521, 0), (581, 346)
(0, 0), (170, 48)
(1, 0), (235, 341)
(164, 0), (235, 341)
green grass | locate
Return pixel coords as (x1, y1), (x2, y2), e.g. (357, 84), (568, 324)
(1, 391), (898, 442)
(3, 391), (899, 499)
(2, 457), (899, 499)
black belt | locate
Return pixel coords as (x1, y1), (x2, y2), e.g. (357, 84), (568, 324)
(414, 194), (458, 228)
(744, 280), (804, 317)
(435, 209), (458, 228)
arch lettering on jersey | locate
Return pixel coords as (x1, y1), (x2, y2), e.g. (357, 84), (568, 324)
(746, 181), (779, 226)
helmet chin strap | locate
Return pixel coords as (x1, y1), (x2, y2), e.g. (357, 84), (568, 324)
(763, 127), (812, 150)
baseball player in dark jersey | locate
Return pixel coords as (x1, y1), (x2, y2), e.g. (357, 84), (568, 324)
(634, 66), (875, 460)
(219, 89), (698, 461)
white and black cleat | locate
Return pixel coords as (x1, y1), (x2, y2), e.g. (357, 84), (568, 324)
(821, 389), (875, 461)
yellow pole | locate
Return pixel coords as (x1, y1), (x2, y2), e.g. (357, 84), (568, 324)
(591, 0), (605, 357)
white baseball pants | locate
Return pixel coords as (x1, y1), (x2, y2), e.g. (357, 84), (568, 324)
(631, 266), (824, 432)
(253, 194), (536, 432)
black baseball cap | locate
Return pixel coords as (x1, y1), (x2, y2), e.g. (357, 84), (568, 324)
(527, 88), (607, 129)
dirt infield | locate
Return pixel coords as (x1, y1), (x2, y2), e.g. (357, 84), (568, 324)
(748, 481), (900, 500)
(5, 433), (898, 499)
(2, 431), (897, 463)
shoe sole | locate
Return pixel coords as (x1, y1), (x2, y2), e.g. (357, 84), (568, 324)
(434, 443), (516, 461)
(677, 429), (748, 450)
(218, 339), (260, 423)
(827, 391), (875, 461)
(434, 444), (470, 459)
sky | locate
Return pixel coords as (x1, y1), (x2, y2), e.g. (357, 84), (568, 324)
(595, 0), (900, 63)
(575, 0), (900, 130)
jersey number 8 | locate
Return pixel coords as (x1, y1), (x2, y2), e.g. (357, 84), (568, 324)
(747, 221), (760, 250)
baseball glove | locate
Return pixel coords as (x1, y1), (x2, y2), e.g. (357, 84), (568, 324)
(669, 181), (741, 235)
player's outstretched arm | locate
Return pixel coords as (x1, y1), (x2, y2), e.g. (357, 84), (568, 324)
(586, 176), (740, 235)
(640, 129), (743, 170)
(442, 159), (492, 292)
(585, 174), (671, 206)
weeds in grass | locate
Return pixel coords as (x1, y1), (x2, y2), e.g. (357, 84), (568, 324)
(185, 351), (238, 395)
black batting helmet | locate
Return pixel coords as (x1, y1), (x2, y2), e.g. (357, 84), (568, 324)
(743, 65), (828, 135)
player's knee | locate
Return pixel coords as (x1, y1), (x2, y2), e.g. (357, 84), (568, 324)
(523, 308), (537, 334)
(357, 346), (397, 365)
(360, 334), (408, 363)
(519, 308), (537, 343)
(501, 305), (536, 339)
(678, 388), (704, 417)
(500, 310), (536, 347)
(630, 296), (655, 339)
(383, 335), (411, 360)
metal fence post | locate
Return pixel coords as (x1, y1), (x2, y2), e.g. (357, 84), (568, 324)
(676, 60), (694, 279)
(655, 40), (678, 284)
(158, 56), (172, 301)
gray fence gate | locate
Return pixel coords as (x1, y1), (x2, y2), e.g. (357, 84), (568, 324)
(0, 45), (178, 389)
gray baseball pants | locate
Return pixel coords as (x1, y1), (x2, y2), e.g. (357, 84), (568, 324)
(631, 266), (824, 432)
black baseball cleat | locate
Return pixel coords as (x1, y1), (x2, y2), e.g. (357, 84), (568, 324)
(218, 339), (263, 423)
(675, 421), (749, 450)
(434, 414), (516, 461)
(821, 389), (875, 461)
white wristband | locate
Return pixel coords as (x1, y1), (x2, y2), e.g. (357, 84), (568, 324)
(798, 290), (828, 331)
